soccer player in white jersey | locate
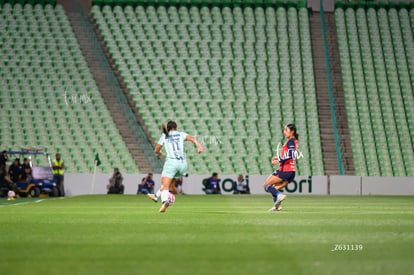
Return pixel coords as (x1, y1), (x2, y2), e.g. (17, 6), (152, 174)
(148, 121), (203, 212)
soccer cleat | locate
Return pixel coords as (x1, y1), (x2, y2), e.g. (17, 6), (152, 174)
(147, 193), (158, 203)
(274, 194), (287, 206)
(159, 201), (169, 213)
(268, 205), (282, 212)
(275, 201), (283, 211)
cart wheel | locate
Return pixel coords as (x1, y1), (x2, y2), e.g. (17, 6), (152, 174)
(29, 187), (41, 198)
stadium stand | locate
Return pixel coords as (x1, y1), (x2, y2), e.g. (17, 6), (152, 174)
(335, 4), (414, 176)
(2, 0), (412, 177)
(91, 2), (324, 175)
(91, 0), (308, 8)
(0, 2), (139, 173)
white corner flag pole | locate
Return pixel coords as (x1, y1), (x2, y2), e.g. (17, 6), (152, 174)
(90, 160), (97, 195)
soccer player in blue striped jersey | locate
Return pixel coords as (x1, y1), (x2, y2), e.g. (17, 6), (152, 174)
(148, 121), (203, 212)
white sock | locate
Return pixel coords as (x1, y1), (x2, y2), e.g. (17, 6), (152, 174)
(155, 189), (161, 198)
(160, 190), (169, 204)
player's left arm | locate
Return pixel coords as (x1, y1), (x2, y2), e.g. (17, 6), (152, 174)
(185, 135), (203, 154)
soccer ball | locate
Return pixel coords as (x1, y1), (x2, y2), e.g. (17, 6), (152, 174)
(168, 192), (175, 205)
(7, 190), (16, 201)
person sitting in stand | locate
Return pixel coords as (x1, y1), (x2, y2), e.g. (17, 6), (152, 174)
(137, 173), (155, 194)
(233, 174), (249, 194)
(107, 168), (124, 194)
(202, 172), (221, 194)
(170, 174), (186, 195)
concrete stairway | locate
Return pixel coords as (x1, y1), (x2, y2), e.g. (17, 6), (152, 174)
(310, 12), (355, 175)
(61, 0), (162, 173)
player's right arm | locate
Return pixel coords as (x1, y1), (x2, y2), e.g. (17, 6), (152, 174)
(185, 135), (203, 154)
(155, 134), (164, 157)
(154, 143), (163, 157)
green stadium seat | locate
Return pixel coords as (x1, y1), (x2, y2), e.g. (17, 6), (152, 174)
(91, 3), (323, 175)
(0, 3), (139, 173)
(336, 6), (414, 176)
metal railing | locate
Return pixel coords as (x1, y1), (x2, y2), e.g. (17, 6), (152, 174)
(320, 0), (345, 175)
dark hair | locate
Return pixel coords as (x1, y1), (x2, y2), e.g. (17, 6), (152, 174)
(162, 121), (178, 137)
(286, 123), (299, 140)
(212, 172), (218, 177)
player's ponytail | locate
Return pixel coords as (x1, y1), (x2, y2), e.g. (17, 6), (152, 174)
(162, 121), (178, 138)
(286, 123), (299, 140)
(162, 124), (169, 137)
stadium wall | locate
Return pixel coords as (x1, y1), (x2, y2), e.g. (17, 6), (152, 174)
(64, 174), (414, 196)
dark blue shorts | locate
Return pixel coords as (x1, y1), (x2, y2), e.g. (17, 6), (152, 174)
(272, 170), (295, 183)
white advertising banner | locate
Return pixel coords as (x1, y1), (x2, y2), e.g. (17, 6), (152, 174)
(330, 176), (361, 195)
(63, 174), (414, 196)
(362, 177), (414, 195)
(64, 173), (327, 196)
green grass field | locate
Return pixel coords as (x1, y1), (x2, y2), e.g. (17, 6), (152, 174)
(0, 195), (413, 275)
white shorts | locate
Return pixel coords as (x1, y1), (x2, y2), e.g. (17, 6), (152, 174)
(162, 159), (188, 179)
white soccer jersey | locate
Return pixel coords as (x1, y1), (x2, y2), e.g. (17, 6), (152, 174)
(157, 130), (188, 160)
